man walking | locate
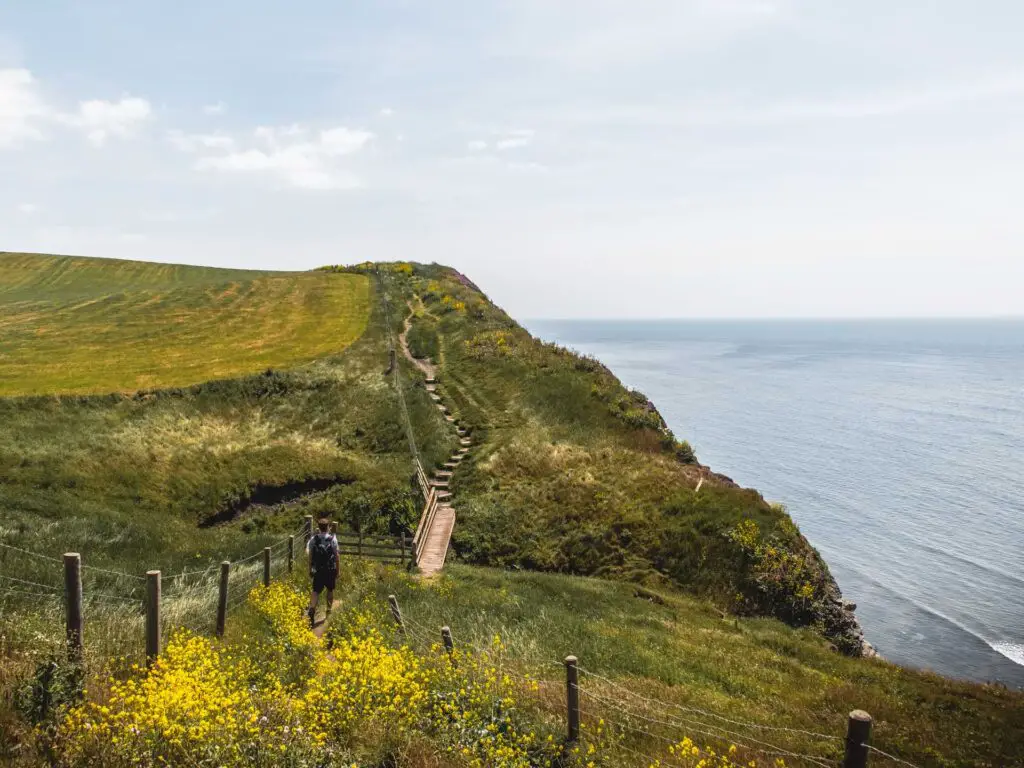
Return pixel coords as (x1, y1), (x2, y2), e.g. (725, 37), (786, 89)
(306, 518), (340, 627)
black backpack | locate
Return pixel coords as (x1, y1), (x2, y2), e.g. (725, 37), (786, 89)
(309, 533), (336, 574)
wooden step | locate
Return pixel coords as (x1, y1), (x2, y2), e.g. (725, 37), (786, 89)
(434, 470), (453, 478)
(460, 438), (472, 446)
(430, 478), (449, 488)
(443, 461), (459, 469)
(425, 383), (437, 392)
(416, 506), (455, 576)
(444, 415), (456, 423)
(425, 376), (436, 384)
(435, 490), (452, 500)
(429, 392), (441, 401)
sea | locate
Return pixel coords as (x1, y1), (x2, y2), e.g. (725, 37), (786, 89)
(526, 318), (1024, 688)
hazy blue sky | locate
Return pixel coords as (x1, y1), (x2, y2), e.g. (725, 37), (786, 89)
(2, 2), (1023, 318)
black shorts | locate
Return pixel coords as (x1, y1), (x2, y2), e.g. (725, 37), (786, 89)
(311, 570), (337, 593)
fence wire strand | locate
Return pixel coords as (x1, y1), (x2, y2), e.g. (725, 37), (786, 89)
(0, 586), (63, 601)
(866, 745), (922, 767)
(0, 573), (63, 593)
(581, 687), (834, 768)
(577, 665), (842, 743)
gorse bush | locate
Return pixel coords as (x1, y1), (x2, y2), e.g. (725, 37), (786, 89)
(407, 315), (441, 360)
(48, 580), (563, 767)
(47, 577), (795, 768)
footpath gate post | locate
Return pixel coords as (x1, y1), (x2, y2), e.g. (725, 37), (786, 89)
(843, 710), (873, 768)
(216, 561), (230, 637)
(441, 626), (455, 657)
(388, 594), (406, 635)
(63, 553), (83, 663)
(146, 570), (161, 666)
(565, 655), (580, 744)
(303, 515), (313, 543)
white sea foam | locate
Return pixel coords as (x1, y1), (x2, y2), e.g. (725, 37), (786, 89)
(991, 642), (1024, 667)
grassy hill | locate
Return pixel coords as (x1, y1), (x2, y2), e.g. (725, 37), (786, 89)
(0, 252), (371, 395)
(340, 264), (864, 655)
(12, 561), (1022, 767)
(1, 255), (1023, 766)
(0, 254), (453, 582)
(369, 563), (1024, 767)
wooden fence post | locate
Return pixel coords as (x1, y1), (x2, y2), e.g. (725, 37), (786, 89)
(441, 626), (454, 656)
(400, 532), (407, 564)
(63, 553), (83, 663)
(388, 594), (405, 635)
(216, 561), (229, 637)
(288, 536), (295, 573)
(843, 710), (872, 768)
(262, 547), (271, 587)
(304, 515), (313, 542)
(565, 655), (580, 744)
(146, 570), (161, 666)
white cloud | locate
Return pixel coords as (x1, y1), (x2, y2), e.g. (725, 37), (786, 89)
(467, 140), (488, 152)
(495, 129), (535, 150)
(62, 96), (153, 145)
(319, 126), (373, 155)
(16, 202), (39, 215)
(0, 68), (50, 147)
(203, 101), (227, 115)
(187, 123), (373, 190)
(168, 130), (236, 152)
(1, 69), (155, 149)
(380, 107), (394, 117)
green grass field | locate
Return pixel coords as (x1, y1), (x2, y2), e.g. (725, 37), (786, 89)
(0, 252), (371, 395)
(2, 256), (1022, 766)
(349, 562), (1024, 767)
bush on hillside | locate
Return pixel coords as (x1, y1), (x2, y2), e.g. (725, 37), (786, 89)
(406, 317), (440, 360)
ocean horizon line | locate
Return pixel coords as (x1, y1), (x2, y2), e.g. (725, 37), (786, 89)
(526, 315), (1024, 323)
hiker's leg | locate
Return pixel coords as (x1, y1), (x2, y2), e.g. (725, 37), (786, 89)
(324, 572), (337, 616)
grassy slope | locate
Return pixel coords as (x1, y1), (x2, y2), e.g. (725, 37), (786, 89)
(363, 563), (1024, 768)
(361, 264), (862, 654)
(2, 257), (1022, 766)
(0, 255), (453, 600)
(0, 252), (371, 395)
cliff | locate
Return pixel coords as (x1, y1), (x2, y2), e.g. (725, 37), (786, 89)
(330, 262), (867, 655)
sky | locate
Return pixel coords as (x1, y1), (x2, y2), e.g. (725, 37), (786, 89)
(2, 1), (1023, 319)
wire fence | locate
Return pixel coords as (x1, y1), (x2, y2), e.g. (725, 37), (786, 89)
(380, 595), (931, 768)
(3, 518), (317, 667)
(2, 531), (936, 768)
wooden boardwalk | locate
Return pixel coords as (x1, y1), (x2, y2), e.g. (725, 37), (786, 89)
(397, 304), (472, 577)
(416, 502), (456, 576)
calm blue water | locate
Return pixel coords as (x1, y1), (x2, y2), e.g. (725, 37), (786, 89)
(527, 319), (1024, 687)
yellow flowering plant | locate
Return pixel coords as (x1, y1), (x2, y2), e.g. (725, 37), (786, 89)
(47, 574), (775, 767)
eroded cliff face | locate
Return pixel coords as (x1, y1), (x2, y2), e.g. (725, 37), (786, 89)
(628, 390), (868, 656)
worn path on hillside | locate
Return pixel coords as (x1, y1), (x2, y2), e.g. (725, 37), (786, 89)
(399, 301), (472, 577)
(399, 303), (437, 380)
